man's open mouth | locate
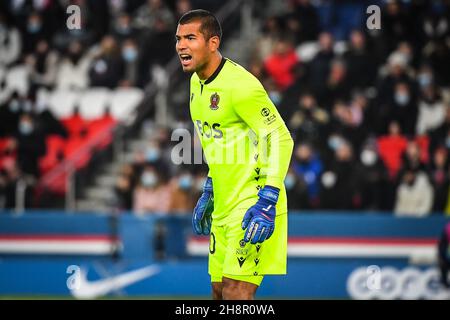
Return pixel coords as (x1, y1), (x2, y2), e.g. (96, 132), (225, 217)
(180, 54), (192, 65)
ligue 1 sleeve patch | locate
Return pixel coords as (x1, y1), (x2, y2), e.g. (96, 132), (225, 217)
(210, 92), (220, 110)
(261, 107), (276, 125)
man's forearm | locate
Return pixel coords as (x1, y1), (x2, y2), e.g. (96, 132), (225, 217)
(264, 124), (294, 190)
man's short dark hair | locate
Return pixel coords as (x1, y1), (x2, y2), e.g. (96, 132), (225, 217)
(178, 9), (222, 41)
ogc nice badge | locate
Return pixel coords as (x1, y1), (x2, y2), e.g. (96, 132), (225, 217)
(210, 92), (220, 110)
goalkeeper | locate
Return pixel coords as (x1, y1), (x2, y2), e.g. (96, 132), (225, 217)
(176, 9), (294, 300)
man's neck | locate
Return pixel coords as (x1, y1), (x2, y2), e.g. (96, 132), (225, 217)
(197, 53), (223, 81)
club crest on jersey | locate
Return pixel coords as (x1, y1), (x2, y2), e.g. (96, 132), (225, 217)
(210, 92), (220, 110)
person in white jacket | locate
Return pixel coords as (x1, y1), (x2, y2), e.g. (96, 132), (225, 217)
(394, 169), (434, 217)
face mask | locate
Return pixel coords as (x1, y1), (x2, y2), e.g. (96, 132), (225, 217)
(418, 74), (432, 88)
(9, 99), (20, 113)
(27, 22), (42, 33)
(321, 171), (337, 188)
(117, 25), (131, 35)
(284, 174), (296, 190)
(146, 147), (160, 162)
(395, 93), (410, 106)
(328, 136), (342, 150)
(269, 91), (282, 105)
(19, 121), (34, 135)
(179, 174), (193, 190)
(122, 47), (138, 62)
(141, 172), (157, 188)
(360, 149), (377, 166)
(446, 136), (450, 149)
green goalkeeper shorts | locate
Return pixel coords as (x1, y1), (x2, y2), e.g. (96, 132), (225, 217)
(208, 211), (287, 286)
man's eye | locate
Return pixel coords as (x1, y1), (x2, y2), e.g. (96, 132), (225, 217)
(188, 37), (195, 40)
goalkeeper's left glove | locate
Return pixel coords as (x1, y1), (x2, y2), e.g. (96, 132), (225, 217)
(241, 185), (279, 244)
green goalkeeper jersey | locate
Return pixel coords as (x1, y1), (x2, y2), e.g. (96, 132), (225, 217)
(189, 57), (293, 226)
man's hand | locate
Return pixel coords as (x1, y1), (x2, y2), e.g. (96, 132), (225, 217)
(241, 185), (279, 244)
(192, 177), (214, 235)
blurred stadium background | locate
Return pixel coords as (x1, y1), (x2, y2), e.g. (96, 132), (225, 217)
(0, 0), (450, 299)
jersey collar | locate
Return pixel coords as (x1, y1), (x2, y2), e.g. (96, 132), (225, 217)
(201, 57), (226, 85)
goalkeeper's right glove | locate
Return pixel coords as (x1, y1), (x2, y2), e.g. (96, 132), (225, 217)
(192, 177), (214, 235)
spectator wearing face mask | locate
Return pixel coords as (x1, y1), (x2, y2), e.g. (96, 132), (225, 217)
(389, 82), (418, 136)
(13, 113), (46, 179)
(169, 171), (195, 214)
(355, 142), (389, 210)
(22, 12), (48, 54)
(111, 13), (138, 43)
(133, 165), (172, 215)
(119, 38), (140, 87)
(284, 167), (307, 211)
(88, 35), (124, 88)
(320, 140), (359, 210)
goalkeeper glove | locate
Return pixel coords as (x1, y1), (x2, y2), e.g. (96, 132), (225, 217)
(192, 177), (214, 235)
(241, 185), (279, 244)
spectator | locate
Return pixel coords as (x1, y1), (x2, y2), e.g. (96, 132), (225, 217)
(320, 59), (351, 109)
(133, 165), (172, 214)
(119, 38), (140, 87)
(343, 30), (377, 90)
(308, 32), (335, 99)
(25, 39), (59, 89)
(264, 37), (299, 91)
(429, 147), (449, 212)
(111, 12), (138, 43)
(114, 173), (133, 211)
(56, 40), (94, 90)
(251, 16), (282, 62)
(13, 112), (46, 179)
(169, 171), (195, 213)
(389, 81), (418, 136)
(416, 83), (446, 135)
(320, 140), (359, 210)
(291, 143), (323, 209)
(88, 35), (124, 88)
(394, 168), (434, 217)
(132, 0), (175, 33)
(21, 11), (49, 54)
(428, 104), (450, 155)
(290, 0), (320, 43)
(0, 92), (22, 136)
(284, 167), (306, 210)
(289, 92), (329, 149)
(0, 13), (22, 67)
(355, 141), (389, 210)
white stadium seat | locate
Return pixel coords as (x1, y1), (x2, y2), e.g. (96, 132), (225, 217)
(110, 87), (144, 121)
(78, 88), (111, 120)
(47, 89), (79, 119)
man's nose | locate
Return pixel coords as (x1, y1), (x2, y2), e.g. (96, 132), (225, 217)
(176, 39), (186, 51)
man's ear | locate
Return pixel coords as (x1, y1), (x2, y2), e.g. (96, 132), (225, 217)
(209, 36), (220, 52)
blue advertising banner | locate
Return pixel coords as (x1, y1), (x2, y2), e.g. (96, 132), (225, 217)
(0, 211), (448, 299)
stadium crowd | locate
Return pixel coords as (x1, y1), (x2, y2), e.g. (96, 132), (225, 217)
(1, 0), (450, 217)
